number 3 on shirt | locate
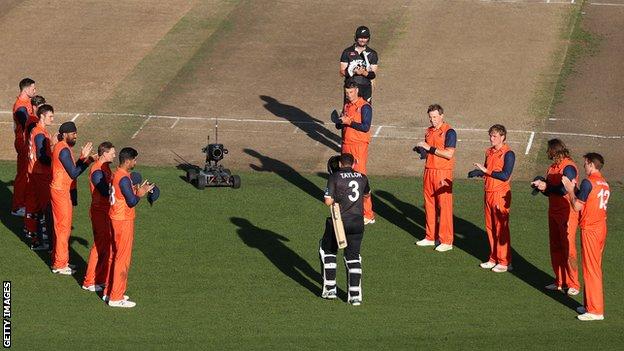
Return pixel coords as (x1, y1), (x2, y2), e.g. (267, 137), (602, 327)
(109, 183), (116, 205)
(597, 189), (610, 210)
(348, 180), (360, 202)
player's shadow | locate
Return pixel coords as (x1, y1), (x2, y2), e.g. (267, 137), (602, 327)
(374, 189), (581, 311)
(0, 179), (89, 284)
(260, 95), (341, 152)
(232, 217), (328, 297)
(244, 148), (324, 200)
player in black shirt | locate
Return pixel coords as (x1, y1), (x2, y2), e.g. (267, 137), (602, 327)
(319, 153), (371, 306)
(340, 26), (379, 103)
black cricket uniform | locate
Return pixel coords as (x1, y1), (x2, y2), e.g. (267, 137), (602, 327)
(340, 44), (378, 102)
(319, 166), (370, 303)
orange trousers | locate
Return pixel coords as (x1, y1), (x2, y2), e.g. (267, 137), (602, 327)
(581, 222), (607, 315)
(484, 190), (512, 266)
(548, 212), (579, 289)
(12, 150), (28, 211)
(24, 173), (51, 233)
(105, 219), (135, 301)
(342, 142), (374, 219)
(50, 188), (73, 269)
(83, 208), (113, 287)
(423, 169), (454, 244)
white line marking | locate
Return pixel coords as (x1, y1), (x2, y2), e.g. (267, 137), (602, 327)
(373, 125), (383, 137)
(71, 113), (80, 122)
(170, 117), (180, 129)
(590, 2), (624, 6)
(542, 131), (622, 139)
(525, 132), (535, 155)
(131, 116), (152, 139)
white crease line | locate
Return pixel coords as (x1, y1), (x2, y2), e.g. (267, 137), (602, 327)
(590, 2), (624, 6)
(542, 131), (622, 139)
(71, 113), (80, 122)
(170, 117), (180, 129)
(131, 116), (152, 139)
(525, 132), (535, 155)
(373, 125), (383, 137)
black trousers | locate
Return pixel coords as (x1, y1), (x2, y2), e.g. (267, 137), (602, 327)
(320, 217), (363, 260)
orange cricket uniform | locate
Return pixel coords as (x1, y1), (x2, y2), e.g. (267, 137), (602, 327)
(24, 125), (52, 233)
(545, 158), (579, 290)
(12, 95), (33, 211)
(105, 168), (137, 302)
(577, 172), (609, 315)
(341, 96), (374, 219)
(423, 122), (456, 245)
(83, 160), (113, 288)
(482, 144), (514, 266)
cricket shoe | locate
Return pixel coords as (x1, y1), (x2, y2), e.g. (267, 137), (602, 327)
(108, 299), (136, 308)
(480, 261), (496, 269)
(567, 288), (580, 296)
(51, 266), (75, 275)
(349, 298), (362, 306)
(30, 241), (50, 251)
(364, 218), (376, 225)
(435, 244), (453, 252)
(416, 239), (435, 247)
(11, 207), (25, 217)
(491, 264), (512, 273)
(102, 295), (129, 303)
(577, 313), (604, 321)
(82, 284), (104, 292)
(544, 283), (563, 292)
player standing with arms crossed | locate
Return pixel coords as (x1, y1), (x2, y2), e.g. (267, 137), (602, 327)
(11, 78), (37, 216)
(82, 142), (116, 292)
(336, 80), (375, 224)
(531, 139), (580, 295)
(50, 122), (93, 275)
(320, 153), (371, 306)
(562, 153), (610, 321)
(415, 104), (457, 252)
(340, 26), (378, 103)
(469, 125), (515, 272)
(104, 147), (153, 308)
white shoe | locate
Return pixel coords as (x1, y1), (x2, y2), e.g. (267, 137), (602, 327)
(51, 266), (75, 275)
(480, 261), (496, 269)
(11, 207), (25, 217)
(82, 285), (104, 292)
(364, 218), (375, 225)
(102, 294), (129, 302)
(435, 244), (453, 252)
(577, 313), (604, 321)
(108, 299), (136, 308)
(545, 283), (562, 291)
(321, 290), (337, 300)
(349, 298), (362, 306)
(416, 239), (435, 247)
(491, 264), (512, 273)
(576, 306), (587, 314)
(567, 288), (580, 296)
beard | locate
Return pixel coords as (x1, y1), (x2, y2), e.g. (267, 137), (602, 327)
(67, 138), (77, 147)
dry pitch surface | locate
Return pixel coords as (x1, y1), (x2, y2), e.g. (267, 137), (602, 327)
(1, 0), (620, 180)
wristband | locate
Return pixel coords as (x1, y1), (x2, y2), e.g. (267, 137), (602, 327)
(428, 147), (437, 155)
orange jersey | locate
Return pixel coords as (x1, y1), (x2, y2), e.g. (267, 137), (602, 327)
(89, 160), (113, 212)
(546, 158), (578, 214)
(484, 144), (512, 192)
(50, 141), (75, 191)
(579, 172), (609, 228)
(109, 168), (136, 221)
(342, 97), (371, 144)
(28, 125), (52, 175)
(425, 122), (455, 170)
(12, 95), (33, 149)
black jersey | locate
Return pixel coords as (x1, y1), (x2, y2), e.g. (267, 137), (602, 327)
(325, 167), (371, 219)
(340, 44), (378, 87)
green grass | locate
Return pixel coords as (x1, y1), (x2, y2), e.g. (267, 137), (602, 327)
(1, 161), (622, 350)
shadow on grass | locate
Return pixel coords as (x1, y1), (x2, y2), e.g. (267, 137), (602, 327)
(0, 179), (88, 287)
(260, 95), (341, 153)
(374, 189), (582, 311)
(232, 217), (324, 297)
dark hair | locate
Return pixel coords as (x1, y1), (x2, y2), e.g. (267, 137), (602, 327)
(98, 141), (115, 156)
(340, 153), (355, 167)
(344, 78), (359, 89)
(488, 124), (507, 139)
(546, 139), (570, 163)
(119, 147), (138, 164)
(427, 104), (444, 115)
(31, 95), (46, 107)
(36, 104), (54, 118)
(19, 78), (35, 91)
(584, 152), (604, 170)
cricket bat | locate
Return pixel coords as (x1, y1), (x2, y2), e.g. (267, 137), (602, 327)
(331, 203), (348, 249)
